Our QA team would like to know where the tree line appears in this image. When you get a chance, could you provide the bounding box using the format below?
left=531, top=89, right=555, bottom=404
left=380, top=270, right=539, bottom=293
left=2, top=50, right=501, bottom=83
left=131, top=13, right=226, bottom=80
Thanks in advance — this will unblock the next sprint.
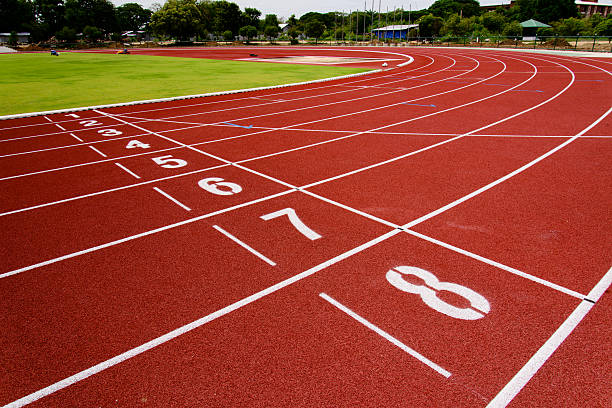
left=1, top=0, right=611, bottom=45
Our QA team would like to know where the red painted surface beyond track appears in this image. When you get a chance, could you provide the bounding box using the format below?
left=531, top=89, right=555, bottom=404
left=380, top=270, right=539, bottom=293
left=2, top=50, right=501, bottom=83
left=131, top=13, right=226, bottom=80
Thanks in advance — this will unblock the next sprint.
left=0, top=47, right=610, bottom=408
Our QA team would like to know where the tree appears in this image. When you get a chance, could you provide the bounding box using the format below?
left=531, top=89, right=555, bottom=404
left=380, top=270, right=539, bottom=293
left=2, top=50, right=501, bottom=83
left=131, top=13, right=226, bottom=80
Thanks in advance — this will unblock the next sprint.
left=211, top=0, right=241, bottom=37
left=304, top=20, right=324, bottom=43
left=116, top=3, right=152, bottom=31
left=149, top=0, right=202, bottom=40
left=64, top=0, right=117, bottom=33
left=516, top=0, right=578, bottom=24
left=239, top=24, right=257, bottom=42
left=222, top=29, right=233, bottom=40
left=33, top=0, right=66, bottom=38
left=482, top=12, right=506, bottom=33
left=594, top=18, right=612, bottom=36
left=429, top=0, right=480, bottom=19
left=262, top=13, right=279, bottom=31
left=418, top=13, right=444, bottom=37
left=264, top=24, right=279, bottom=40
left=55, top=25, right=77, bottom=41
left=241, top=7, right=260, bottom=28
left=502, top=21, right=522, bottom=37
left=534, top=0, right=577, bottom=24
left=553, top=17, right=587, bottom=36
left=82, top=24, right=102, bottom=41
left=0, top=0, right=35, bottom=32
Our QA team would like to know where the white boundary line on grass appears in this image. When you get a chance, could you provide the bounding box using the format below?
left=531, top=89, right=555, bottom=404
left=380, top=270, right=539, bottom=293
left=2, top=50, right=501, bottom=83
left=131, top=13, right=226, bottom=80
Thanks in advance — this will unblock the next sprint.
left=0, top=51, right=415, bottom=121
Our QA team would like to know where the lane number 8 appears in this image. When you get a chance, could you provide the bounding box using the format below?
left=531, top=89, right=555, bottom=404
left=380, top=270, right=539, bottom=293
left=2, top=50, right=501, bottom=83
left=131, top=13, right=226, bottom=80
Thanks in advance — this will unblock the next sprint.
left=386, top=266, right=490, bottom=320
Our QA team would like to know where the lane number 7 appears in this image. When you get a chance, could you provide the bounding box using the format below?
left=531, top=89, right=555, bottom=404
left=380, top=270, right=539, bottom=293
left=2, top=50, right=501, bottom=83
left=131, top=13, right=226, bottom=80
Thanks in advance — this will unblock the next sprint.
left=260, top=208, right=322, bottom=241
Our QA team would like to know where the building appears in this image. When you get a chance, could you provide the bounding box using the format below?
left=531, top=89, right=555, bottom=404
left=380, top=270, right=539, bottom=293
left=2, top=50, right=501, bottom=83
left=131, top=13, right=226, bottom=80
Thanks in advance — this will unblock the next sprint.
left=372, top=24, right=419, bottom=40
left=576, top=1, right=611, bottom=17
left=0, top=32, right=30, bottom=44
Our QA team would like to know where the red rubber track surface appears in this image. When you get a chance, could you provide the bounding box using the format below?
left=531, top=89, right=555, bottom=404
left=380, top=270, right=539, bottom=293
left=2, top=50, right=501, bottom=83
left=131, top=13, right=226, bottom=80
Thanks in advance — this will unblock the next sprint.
left=1, top=47, right=610, bottom=408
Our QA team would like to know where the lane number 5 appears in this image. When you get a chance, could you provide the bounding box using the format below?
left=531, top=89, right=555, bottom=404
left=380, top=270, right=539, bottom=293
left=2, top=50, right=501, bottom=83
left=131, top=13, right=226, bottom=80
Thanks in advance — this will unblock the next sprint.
left=386, top=266, right=490, bottom=320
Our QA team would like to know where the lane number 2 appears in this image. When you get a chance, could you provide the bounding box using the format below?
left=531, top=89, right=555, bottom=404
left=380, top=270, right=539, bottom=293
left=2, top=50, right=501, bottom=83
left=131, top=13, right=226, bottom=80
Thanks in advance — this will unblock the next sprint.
left=386, top=266, right=490, bottom=320
left=260, top=208, right=322, bottom=241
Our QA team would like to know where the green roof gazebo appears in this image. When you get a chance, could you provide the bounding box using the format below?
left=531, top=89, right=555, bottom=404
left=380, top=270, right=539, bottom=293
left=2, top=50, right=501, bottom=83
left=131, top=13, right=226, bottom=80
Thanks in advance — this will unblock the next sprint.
left=520, top=19, right=551, bottom=38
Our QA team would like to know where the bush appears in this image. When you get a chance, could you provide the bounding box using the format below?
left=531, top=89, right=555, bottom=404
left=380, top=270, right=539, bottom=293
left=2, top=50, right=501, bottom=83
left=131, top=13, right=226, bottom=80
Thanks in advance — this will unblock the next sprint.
left=222, top=30, right=233, bottom=41
left=83, top=26, right=103, bottom=43
left=8, top=31, right=18, bottom=46
left=56, top=26, right=78, bottom=42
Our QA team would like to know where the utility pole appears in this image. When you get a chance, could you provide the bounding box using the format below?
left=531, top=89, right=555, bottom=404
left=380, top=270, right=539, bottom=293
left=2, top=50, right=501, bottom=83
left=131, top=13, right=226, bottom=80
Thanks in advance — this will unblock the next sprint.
left=393, top=7, right=396, bottom=42
left=385, top=6, right=388, bottom=43
left=371, top=0, right=375, bottom=42
left=400, top=6, right=403, bottom=42
left=378, top=0, right=381, bottom=42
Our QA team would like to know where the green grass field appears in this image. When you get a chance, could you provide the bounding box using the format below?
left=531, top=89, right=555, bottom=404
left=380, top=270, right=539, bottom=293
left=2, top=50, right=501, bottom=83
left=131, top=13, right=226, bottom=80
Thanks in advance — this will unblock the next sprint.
left=0, top=52, right=370, bottom=116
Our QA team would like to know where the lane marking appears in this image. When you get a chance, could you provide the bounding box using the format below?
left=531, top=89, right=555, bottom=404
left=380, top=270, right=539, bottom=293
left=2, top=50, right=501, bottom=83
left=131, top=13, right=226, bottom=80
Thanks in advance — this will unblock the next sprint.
left=486, top=265, right=612, bottom=408
left=1, top=230, right=400, bottom=408
left=221, top=121, right=253, bottom=129
left=0, top=52, right=427, bottom=135
left=511, top=89, right=543, bottom=93
left=403, top=106, right=611, bottom=229
left=0, top=164, right=229, bottom=217
left=114, top=162, right=140, bottom=179
left=402, top=103, right=437, bottom=107
left=212, top=225, right=276, bottom=266
left=44, top=116, right=67, bottom=131
left=69, top=133, right=84, bottom=142
left=0, top=190, right=295, bottom=279
left=152, top=187, right=191, bottom=211
left=319, top=292, right=452, bottom=378
left=402, top=229, right=585, bottom=299
left=88, top=146, right=106, bottom=157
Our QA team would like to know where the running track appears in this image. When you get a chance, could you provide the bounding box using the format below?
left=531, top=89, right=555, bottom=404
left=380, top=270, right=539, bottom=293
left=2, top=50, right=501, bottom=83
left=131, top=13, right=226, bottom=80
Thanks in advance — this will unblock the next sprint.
left=0, top=47, right=610, bottom=407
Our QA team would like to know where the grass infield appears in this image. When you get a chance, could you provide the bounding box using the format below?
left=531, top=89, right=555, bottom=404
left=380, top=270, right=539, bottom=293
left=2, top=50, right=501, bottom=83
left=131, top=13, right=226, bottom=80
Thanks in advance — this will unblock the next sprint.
left=0, top=52, right=370, bottom=116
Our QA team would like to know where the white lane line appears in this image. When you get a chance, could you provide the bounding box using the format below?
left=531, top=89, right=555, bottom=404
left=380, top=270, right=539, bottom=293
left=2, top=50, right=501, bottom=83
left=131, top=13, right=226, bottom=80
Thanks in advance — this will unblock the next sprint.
left=486, top=265, right=612, bottom=408
left=0, top=190, right=295, bottom=279
left=114, top=162, right=140, bottom=179
left=319, top=293, right=452, bottom=378
left=403, top=106, right=612, bottom=230
left=2, top=229, right=400, bottom=408
left=0, top=53, right=434, bottom=139
left=88, top=146, right=107, bottom=157
left=0, top=163, right=229, bottom=217
left=402, top=229, right=586, bottom=299
left=152, top=187, right=191, bottom=211
left=212, top=225, right=276, bottom=266
left=69, top=133, right=84, bottom=142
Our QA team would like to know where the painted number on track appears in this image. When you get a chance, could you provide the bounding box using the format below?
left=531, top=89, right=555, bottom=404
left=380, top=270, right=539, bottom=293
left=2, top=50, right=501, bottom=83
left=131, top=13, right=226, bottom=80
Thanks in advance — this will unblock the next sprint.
left=152, top=155, right=187, bottom=169
left=260, top=208, right=322, bottom=240
left=126, top=140, right=150, bottom=149
left=79, top=120, right=103, bottom=127
left=65, top=113, right=80, bottom=118
left=386, top=266, right=490, bottom=320
left=98, top=129, right=123, bottom=137
left=198, top=177, right=242, bottom=196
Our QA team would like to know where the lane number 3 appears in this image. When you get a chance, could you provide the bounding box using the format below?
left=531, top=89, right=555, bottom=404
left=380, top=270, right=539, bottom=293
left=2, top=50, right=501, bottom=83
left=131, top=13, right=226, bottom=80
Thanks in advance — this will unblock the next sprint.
left=386, top=266, right=490, bottom=320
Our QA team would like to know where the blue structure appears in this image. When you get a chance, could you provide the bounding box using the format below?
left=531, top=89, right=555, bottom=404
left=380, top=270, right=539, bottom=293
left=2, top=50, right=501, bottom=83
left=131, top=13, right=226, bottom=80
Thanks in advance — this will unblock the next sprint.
left=372, top=24, right=419, bottom=40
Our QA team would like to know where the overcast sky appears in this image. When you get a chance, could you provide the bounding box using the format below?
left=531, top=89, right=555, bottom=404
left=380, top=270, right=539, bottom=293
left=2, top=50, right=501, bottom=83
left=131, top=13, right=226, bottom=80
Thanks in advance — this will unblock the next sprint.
left=110, top=0, right=612, bottom=20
